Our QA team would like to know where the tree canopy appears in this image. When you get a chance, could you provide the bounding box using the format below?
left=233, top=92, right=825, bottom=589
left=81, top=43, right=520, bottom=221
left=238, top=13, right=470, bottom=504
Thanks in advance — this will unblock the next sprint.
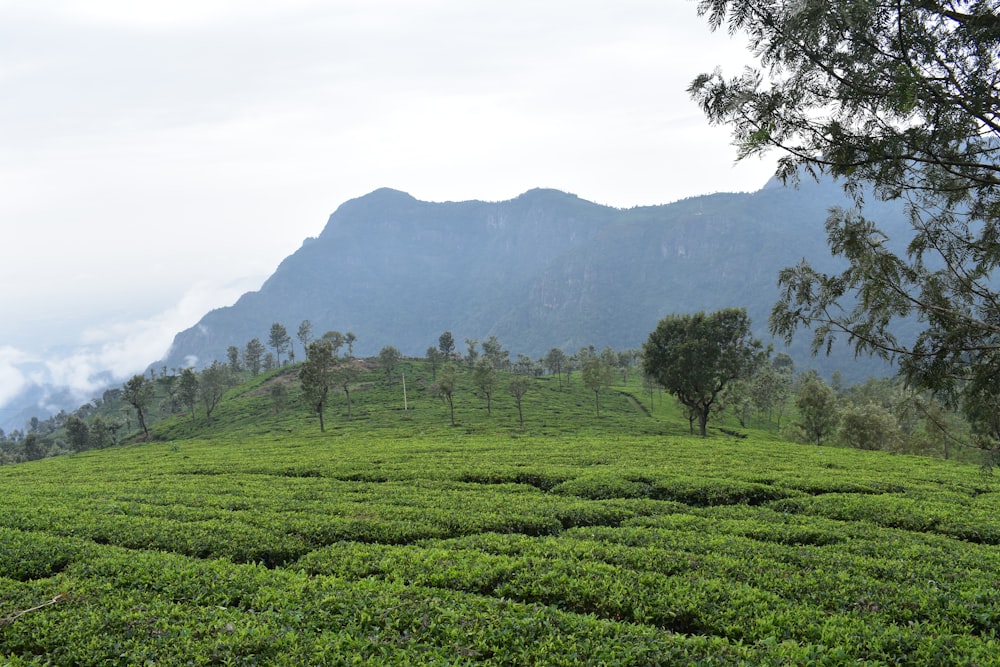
left=299, top=339, right=336, bottom=432
left=690, top=1, right=1000, bottom=442
left=642, top=308, right=763, bottom=436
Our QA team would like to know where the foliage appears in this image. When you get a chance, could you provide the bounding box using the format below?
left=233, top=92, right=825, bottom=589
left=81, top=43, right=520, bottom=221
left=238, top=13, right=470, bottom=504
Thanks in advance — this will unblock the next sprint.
left=643, top=308, right=763, bottom=436
left=121, top=374, right=155, bottom=441
left=581, top=356, right=614, bottom=417
left=692, top=1, right=1000, bottom=446
left=838, top=402, right=902, bottom=452
left=472, top=358, right=498, bottom=415
left=198, top=361, right=234, bottom=421
left=268, top=322, right=291, bottom=366
left=432, top=364, right=460, bottom=426
left=378, top=346, right=402, bottom=386
left=508, top=377, right=529, bottom=427
left=438, top=330, right=455, bottom=358
left=244, top=338, right=265, bottom=377
left=299, top=340, right=336, bottom=432
left=794, top=373, right=840, bottom=446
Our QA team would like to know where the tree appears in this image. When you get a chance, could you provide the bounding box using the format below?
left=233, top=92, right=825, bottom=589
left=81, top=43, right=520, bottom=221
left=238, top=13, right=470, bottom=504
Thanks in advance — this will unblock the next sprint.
left=334, top=361, right=362, bottom=420
left=245, top=338, right=265, bottom=377
left=581, top=356, right=614, bottom=417
left=269, top=323, right=291, bottom=366
left=322, top=330, right=345, bottom=357
left=65, top=415, right=90, bottom=453
left=544, top=348, right=567, bottom=389
left=300, top=339, right=336, bottom=432
left=89, top=415, right=115, bottom=449
left=432, top=364, right=459, bottom=426
left=749, top=360, right=792, bottom=428
left=344, top=331, right=357, bottom=357
left=297, top=320, right=313, bottom=353
left=642, top=308, right=763, bottom=437
left=426, top=346, right=444, bottom=380
left=472, top=357, right=498, bottom=415
left=438, top=331, right=456, bottom=358
left=795, top=373, right=840, bottom=447
left=199, top=361, right=233, bottom=420
left=122, top=374, right=156, bottom=440
left=838, top=402, right=902, bottom=452
left=227, top=346, right=241, bottom=374
left=482, top=336, right=509, bottom=370
left=178, top=367, right=199, bottom=415
left=509, top=377, right=529, bottom=427
left=23, top=433, right=43, bottom=461
left=691, top=1, right=1000, bottom=445
left=378, top=346, right=402, bottom=386
left=465, top=338, right=479, bottom=365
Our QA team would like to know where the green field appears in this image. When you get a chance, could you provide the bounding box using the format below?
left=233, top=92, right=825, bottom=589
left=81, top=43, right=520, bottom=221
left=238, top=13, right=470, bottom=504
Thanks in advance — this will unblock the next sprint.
left=2, top=363, right=999, bottom=665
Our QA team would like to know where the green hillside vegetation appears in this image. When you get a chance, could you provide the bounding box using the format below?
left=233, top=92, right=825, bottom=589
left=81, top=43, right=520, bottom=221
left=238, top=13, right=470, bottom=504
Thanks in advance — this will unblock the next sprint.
left=2, top=357, right=1000, bottom=665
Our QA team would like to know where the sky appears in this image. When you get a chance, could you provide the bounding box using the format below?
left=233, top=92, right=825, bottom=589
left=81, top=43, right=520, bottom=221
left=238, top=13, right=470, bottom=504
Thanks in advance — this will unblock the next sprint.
left=0, top=0, right=777, bottom=416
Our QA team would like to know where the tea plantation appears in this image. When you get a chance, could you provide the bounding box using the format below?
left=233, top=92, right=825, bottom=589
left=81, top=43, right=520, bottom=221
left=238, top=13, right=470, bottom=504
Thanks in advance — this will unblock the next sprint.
left=2, top=363, right=999, bottom=665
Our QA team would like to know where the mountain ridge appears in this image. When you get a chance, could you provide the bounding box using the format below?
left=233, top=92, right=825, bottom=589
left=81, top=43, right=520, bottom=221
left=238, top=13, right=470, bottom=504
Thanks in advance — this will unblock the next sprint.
left=160, top=179, right=907, bottom=380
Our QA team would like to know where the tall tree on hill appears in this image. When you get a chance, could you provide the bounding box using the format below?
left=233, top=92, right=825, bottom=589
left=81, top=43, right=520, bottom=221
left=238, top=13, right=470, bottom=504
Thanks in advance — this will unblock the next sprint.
left=122, top=374, right=155, bottom=440
left=300, top=339, right=336, bottom=432
left=509, top=377, right=529, bottom=427
left=426, top=346, right=444, bottom=380
left=581, top=355, right=614, bottom=417
left=344, top=331, right=357, bottom=357
left=322, top=331, right=345, bottom=357
left=642, top=308, right=763, bottom=437
left=227, top=346, right=241, bottom=374
left=544, top=348, right=567, bottom=389
left=269, top=323, right=291, bottom=366
left=65, top=415, right=90, bottom=453
left=378, top=345, right=402, bottom=386
left=178, top=368, right=199, bottom=416
left=199, top=361, right=235, bottom=420
left=472, top=357, right=498, bottom=415
left=244, top=338, right=265, bottom=377
left=691, top=1, right=1000, bottom=446
left=297, top=320, right=313, bottom=353
left=438, top=331, right=456, bottom=359
left=433, top=363, right=459, bottom=426
left=465, top=338, right=479, bottom=365
left=482, top=336, right=509, bottom=370
left=334, top=361, right=362, bottom=420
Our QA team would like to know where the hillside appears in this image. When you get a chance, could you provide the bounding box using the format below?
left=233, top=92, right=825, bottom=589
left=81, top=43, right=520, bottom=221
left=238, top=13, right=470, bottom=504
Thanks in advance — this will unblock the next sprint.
left=160, top=179, right=911, bottom=381
left=2, top=363, right=999, bottom=664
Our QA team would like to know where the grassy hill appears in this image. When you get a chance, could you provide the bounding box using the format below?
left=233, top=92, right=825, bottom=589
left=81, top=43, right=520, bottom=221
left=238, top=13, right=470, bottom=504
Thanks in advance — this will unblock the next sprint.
left=2, top=363, right=999, bottom=665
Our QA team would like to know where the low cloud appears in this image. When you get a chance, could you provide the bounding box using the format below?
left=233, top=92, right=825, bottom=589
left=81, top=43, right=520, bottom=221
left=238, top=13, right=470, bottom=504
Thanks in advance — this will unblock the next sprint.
left=0, top=346, right=30, bottom=407
left=0, top=278, right=260, bottom=416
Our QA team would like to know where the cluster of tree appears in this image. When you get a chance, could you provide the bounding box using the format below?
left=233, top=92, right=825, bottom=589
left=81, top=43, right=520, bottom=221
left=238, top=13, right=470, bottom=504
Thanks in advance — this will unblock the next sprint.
left=783, top=372, right=983, bottom=461
left=691, top=1, right=1000, bottom=458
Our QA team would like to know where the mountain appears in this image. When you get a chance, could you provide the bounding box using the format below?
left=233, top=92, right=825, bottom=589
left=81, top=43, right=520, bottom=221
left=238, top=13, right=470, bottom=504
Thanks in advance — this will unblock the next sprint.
left=160, top=179, right=910, bottom=381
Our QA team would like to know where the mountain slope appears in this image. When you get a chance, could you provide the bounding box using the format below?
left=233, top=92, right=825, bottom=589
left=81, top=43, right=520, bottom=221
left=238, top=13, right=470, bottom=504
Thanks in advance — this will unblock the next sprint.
left=161, top=180, right=910, bottom=378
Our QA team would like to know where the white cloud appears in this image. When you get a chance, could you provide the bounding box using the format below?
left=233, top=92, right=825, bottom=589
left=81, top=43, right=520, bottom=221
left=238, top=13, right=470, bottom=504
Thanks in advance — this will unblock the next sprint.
left=0, top=278, right=260, bottom=412
left=0, top=346, right=30, bottom=406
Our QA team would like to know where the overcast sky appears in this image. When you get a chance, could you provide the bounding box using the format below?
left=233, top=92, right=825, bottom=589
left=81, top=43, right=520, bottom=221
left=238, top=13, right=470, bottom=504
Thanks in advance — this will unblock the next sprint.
left=0, top=0, right=776, bottom=412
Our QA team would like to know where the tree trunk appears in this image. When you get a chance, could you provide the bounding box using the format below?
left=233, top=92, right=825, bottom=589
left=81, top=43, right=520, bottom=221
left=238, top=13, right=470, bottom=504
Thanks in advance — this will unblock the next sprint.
left=344, top=388, right=352, bottom=420
left=317, top=403, right=325, bottom=432
left=698, top=409, right=708, bottom=437
left=594, top=390, right=601, bottom=417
